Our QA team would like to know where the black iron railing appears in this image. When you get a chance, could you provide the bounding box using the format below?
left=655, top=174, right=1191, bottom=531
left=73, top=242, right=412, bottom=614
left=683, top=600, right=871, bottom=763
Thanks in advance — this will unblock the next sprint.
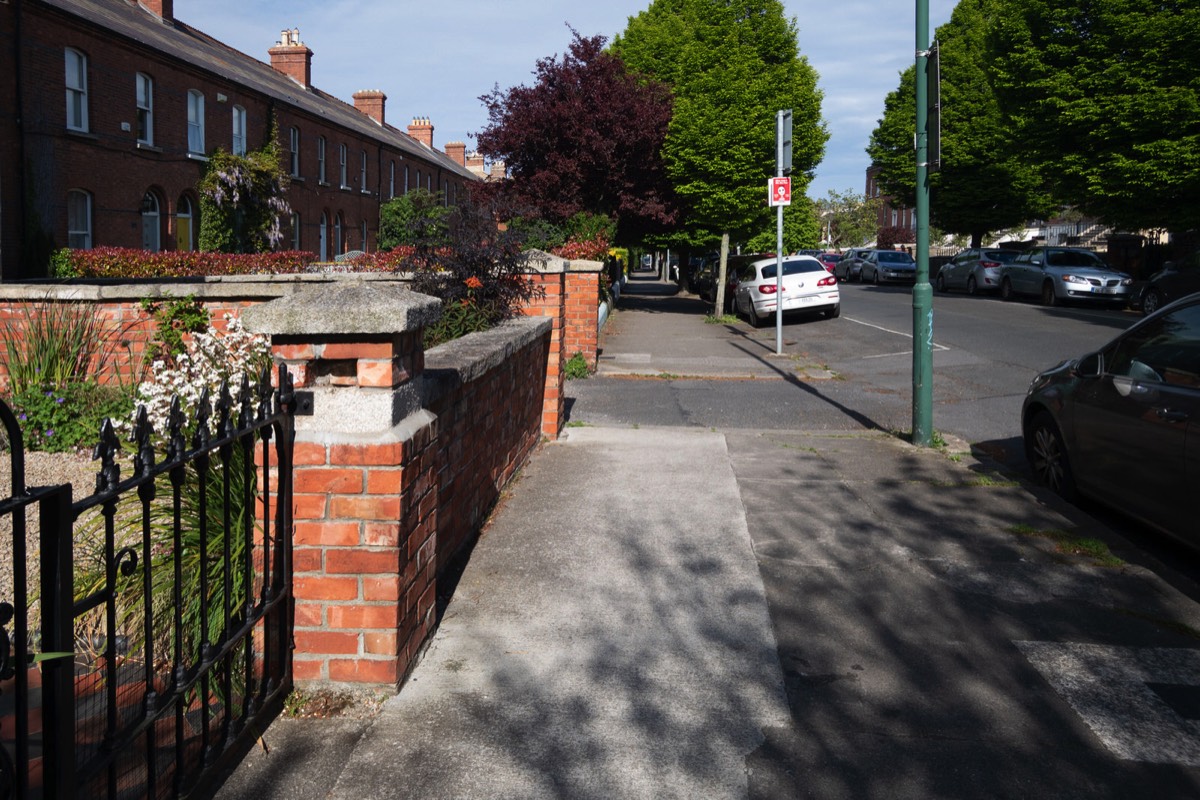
left=0, top=365, right=296, bottom=800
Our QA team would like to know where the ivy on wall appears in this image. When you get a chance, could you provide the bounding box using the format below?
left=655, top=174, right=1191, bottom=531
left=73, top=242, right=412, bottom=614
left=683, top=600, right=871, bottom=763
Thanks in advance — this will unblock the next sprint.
left=197, top=125, right=291, bottom=253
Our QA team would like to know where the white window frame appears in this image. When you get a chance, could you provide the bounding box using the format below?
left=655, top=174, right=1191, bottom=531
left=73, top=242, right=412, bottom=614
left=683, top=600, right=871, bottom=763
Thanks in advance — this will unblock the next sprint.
left=187, top=90, right=205, bottom=154
left=319, top=213, right=328, bottom=261
left=317, top=137, right=327, bottom=184
left=67, top=190, right=92, bottom=249
left=135, top=73, right=153, bottom=145
left=360, top=149, right=368, bottom=192
left=290, top=127, right=301, bottom=177
left=339, top=144, right=349, bottom=188
left=404, top=164, right=410, bottom=193
left=389, top=161, right=395, bottom=199
left=65, top=48, right=89, bottom=132
left=334, top=214, right=343, bottom=255
left=141, top=191, right=161, bottom=252
left=232, top=105, right=247, bottom=156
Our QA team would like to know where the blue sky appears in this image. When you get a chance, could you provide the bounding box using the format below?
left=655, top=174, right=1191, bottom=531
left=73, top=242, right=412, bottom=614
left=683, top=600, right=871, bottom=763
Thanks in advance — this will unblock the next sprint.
left=180, top=0, right=956, bottom=200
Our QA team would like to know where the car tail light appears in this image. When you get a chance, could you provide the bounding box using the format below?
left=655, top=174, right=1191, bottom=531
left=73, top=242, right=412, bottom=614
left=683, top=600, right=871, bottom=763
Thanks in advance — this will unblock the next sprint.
left=817, top=275, right=836, bottom=287
left=980, top=259, right=1000, bottom=268
left=757, top=284, right=777, bottom=295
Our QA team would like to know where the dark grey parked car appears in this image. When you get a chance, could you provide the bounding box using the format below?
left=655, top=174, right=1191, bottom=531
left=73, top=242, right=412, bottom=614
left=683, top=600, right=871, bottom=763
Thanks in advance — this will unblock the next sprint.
left=1022, top=292, right=1200, bottom=545
left=1138, top=250, right=1200, bottom=316
left=861, top=249, right=916, bottom=284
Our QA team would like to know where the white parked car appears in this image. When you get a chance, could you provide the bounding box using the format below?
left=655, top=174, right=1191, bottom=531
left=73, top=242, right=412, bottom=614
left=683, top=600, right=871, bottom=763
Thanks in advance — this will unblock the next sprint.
left=732, top=256, right=840, bottom=327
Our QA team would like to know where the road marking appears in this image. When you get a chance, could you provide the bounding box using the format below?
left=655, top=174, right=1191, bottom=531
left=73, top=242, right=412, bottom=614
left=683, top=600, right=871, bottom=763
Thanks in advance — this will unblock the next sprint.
left=843, top=317, right=950, bottom=351
left=1017, top=641, right=1200, bottom=766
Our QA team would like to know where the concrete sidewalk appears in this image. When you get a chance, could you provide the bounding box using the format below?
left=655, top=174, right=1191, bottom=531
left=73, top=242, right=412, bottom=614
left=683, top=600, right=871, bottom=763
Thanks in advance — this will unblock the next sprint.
left=217, top=277, right=1200, bottom=799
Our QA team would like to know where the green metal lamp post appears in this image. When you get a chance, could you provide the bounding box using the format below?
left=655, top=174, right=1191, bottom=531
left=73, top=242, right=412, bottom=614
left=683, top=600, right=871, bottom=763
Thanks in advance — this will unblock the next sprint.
left=912, top=0, right=934, bottom=446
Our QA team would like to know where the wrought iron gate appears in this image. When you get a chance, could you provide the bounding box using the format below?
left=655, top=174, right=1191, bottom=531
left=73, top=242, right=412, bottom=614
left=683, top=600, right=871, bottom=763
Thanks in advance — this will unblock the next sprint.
left=0, top=366, right=296, bottom=799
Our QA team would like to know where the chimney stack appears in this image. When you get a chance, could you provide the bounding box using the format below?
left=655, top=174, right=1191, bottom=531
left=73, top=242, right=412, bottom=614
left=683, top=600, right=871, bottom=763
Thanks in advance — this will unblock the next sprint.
left=268, top=28, right=313, bottom=90
left=407, top=118, right=434, bottom=149
left=142, top=0, right=174, bottom=22
left=489, top=160, right=507, bottom=181
left=353, top=90, right=387, bottom=125
left=445, top=141, right=466, bottom=166
left=466, top=152, right=486, bottom=178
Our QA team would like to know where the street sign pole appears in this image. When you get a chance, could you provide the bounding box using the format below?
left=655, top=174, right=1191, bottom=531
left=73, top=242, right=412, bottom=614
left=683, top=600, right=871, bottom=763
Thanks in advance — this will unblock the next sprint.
left=775, top=109, right=792, bottom=356
left=912, top=0, right=933, bottom=446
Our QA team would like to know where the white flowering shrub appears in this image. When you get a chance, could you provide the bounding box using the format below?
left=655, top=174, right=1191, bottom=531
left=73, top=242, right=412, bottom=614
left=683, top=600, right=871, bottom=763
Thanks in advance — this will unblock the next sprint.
left=126, top=313, right=271, bottom=438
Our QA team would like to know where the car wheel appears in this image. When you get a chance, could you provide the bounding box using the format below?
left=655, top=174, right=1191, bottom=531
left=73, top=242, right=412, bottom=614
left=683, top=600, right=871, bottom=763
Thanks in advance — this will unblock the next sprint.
left=826, top=303, right=841, bottom=319
left=935, top=272, right=946, bottom=292
left=1040, top=281, right=1059, bottom=307
left=1000, top=278, right=1014, bottom=301
left=1142, top=289, right=1163, bottom=316
left=750, top=307, right=765, bottom=328
left=966, top=276, right=978, bottom=296
left=1026, top=411, right=1076, bottom=501
left=873, top=268, right=881, bottom=286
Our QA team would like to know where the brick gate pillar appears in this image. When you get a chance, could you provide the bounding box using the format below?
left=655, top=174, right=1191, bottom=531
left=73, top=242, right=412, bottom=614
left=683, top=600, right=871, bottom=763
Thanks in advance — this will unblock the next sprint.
left=243, top=282, right=442, bottom=687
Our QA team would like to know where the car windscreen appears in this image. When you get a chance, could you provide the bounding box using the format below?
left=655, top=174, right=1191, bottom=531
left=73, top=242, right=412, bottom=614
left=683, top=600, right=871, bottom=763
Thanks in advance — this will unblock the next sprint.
left=760, top=259, right=826, bottom=279
left=823, top=254, right=842, bottom=262
left=877, top=251, right=915, bottom=264
left=1047, top=251, right=1108, bottom=268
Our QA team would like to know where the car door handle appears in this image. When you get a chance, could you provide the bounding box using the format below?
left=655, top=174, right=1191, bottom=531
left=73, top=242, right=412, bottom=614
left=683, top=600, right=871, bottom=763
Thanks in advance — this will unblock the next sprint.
left=1155, top=407, right=1189, bottom=422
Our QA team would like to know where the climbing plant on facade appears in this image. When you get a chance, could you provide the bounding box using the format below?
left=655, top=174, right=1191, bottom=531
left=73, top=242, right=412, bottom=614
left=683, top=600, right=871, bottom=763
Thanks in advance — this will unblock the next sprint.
left=197, top=128, right=291, bottom=253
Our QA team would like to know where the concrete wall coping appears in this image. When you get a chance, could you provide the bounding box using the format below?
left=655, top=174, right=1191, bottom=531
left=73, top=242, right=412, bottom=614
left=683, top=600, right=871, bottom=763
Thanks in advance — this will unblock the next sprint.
left=0, top=272, right=413, bottom=303
left=423, top=316, right=553, bottom=404
left=521, top=250, right=604, bottom=275
left=242, top=281, right=442, bottom=336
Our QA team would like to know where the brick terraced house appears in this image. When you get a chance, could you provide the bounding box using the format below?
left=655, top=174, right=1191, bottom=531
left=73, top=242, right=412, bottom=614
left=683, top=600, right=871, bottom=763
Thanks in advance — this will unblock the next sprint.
left=0, top=0, right=480, bottom=278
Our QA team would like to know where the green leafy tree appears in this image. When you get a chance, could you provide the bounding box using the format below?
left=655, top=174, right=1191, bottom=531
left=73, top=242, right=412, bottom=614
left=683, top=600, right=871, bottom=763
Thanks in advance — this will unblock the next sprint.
left=745, top=195, right=820, bottom=253
left=378, top=188, right=453, bottom=250
left=613, top=0, right=827, bottom=311
left=868, top=0, right=1052, bottom=247
left=816, top=189, right=880, bottom=250
left=986, top=0, right=1200, bottom=231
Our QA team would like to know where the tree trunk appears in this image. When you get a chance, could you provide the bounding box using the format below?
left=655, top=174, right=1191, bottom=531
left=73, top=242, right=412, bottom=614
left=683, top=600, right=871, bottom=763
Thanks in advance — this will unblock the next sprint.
left=714, top=232, right=731, bottom=316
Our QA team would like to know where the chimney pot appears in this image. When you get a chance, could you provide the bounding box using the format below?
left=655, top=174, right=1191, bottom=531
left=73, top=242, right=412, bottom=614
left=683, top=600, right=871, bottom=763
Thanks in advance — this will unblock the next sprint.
left=269, top=29, right=313, bottom=89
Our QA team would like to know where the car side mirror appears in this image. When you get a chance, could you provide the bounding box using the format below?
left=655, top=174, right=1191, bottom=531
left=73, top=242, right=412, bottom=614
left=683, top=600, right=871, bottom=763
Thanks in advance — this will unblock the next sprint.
left=1074, top=352, right=1102, bottom=378
left=1163, top=260, right=1176, bottom=271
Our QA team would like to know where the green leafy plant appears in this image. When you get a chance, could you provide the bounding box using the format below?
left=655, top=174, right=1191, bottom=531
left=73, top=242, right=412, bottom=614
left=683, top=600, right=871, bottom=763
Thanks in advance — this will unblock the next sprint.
left=9, top=382, right=134, bottom=453
left=197, top=125, right=291, bottom=253
left=378, top=189, right=454, bottom=251
left=139, top=295, right=211, bottom=365
left=564, top=352, right=590, bottom=380
left=0, top=297, right=118, bottom=395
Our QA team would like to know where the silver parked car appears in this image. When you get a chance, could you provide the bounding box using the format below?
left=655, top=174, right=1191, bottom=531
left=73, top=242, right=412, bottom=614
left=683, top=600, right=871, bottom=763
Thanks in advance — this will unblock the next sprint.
left=1000, top=247, right=1132, bottom=307
left=1022, top=292, right=1200, bottom=545
left=861, top=249, right=917, bottom=284
left=833, top=248, right=872, bottom=283
left=733, top=255, right=840, bottom=327
left=937, top=248, right=1021, bottom=295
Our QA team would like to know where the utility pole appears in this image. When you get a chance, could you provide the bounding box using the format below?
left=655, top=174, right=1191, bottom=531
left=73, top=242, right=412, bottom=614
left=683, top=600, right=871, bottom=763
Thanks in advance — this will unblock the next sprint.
left=912, top=0, right=933, bottom=446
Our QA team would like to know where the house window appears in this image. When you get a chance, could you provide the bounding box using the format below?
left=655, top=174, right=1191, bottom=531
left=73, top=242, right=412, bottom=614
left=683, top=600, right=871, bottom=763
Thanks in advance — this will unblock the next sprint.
left=415, top=169, right=421, bottom=191
left=176, top=195, right=195, bottom=251
left=141, top=191, right=161, bottom=252
left=135, top=73, right=153, bottom=144
left=67, top=190, right=92, bottom=249
left=361, top=220, right=367, bottom=251
left=404, top=164, right=410, bottom=193
left=187, top=90, right=205, bottom=154
left=360, top=150, right=367, bottom=191
left=318, top=213, right=328, bottom=261
left=389, top=161, right=395, bottom=199
left=334, top=214, right=343, bottom=255
left=65, top=49, right=88, bottom=132
left=232, top=105, right=247, bottom=156
left=317, top=137, right=327, bottom=183
left=291, top=211, right=301, bottom=250
left=339, top=144, right=349, bottom=188
left=289, top=127, right=300, bottom=177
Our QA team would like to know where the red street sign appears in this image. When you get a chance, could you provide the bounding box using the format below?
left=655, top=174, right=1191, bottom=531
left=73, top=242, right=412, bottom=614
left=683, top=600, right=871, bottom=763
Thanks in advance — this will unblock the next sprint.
left=769, top=176, right=791, bottom=207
